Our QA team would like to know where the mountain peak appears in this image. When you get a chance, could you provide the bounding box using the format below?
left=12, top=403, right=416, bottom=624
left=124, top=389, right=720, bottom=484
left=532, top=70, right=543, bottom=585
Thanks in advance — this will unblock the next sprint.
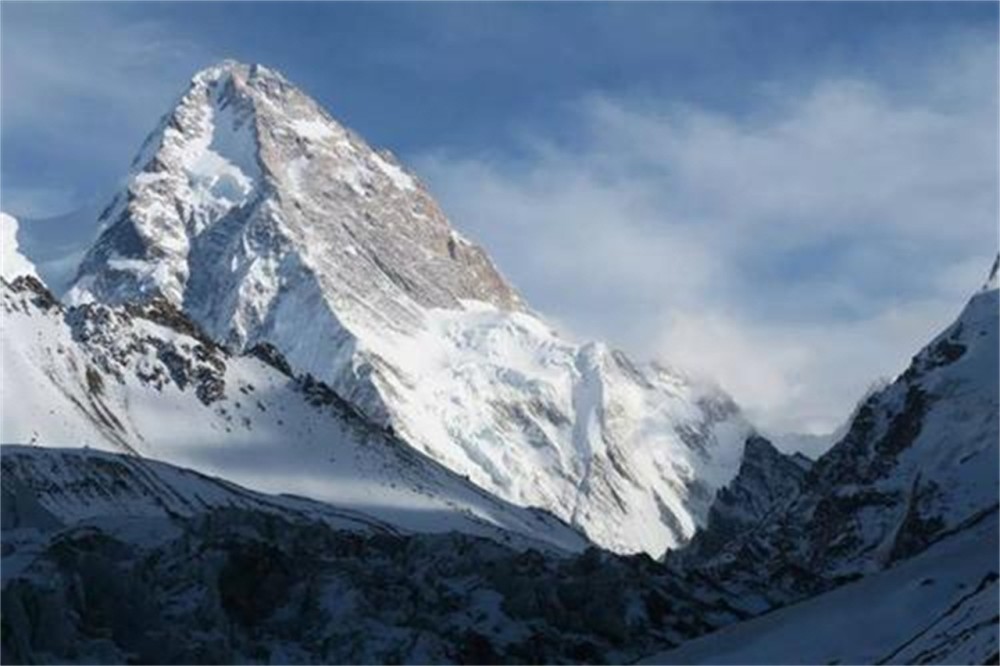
left=69, top=60, right=524, bottom=320
left=62, top=62, right=750, bottom=557
left=187, top=60, right=299, bottom=111
left=743, top=433, right=779, bottom=457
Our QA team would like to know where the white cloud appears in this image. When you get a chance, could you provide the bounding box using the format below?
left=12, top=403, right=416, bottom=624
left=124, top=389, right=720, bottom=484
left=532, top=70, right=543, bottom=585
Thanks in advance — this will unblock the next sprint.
left=0, top=184, right=80, bottom=219
left=1, top=8, right=205, bottom=132
left=0, top=5, right=213, bottom=216
left=656, top=298, right=964, bottom=434
left=416, top=38, right=997, bottom=435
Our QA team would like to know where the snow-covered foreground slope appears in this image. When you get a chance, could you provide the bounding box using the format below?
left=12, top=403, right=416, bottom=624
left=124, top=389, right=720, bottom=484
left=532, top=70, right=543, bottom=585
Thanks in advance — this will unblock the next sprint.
left=2, top=443, right=405, bottom=587
left=2, top=445, right=750, bottom=665
left=643, top=510, right=998, bottom=665
left=0, top=275, right=586, bottom=552
left=64, top=60, right=750, bottom=555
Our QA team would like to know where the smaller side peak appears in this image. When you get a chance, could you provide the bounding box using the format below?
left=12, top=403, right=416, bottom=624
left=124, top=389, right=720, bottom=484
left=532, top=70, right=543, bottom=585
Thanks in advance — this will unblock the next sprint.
left=743, top=435, right=811, bottom=470
left=742, top=434, right=783, bottom=462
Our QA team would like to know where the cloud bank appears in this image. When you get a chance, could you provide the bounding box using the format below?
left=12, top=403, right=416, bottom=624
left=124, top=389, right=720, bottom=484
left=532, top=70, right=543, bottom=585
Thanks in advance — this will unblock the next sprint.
left=416, top=36, right=998, bottom=435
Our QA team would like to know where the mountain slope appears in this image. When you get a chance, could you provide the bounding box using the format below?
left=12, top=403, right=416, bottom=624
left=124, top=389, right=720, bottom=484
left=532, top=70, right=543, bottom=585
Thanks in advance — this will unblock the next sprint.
left=0, top=274, right=586, bottom=553
left=65, top=60, right=749, bottom=555
left=680, top=256, right=999, bottom=605
left=803, top=263, right=999, bottom=573
left=638, top=257, right=1000, bottom=663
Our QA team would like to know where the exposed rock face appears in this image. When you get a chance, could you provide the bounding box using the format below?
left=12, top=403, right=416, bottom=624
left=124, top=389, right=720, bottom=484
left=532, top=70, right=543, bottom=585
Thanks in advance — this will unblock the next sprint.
left=70, top=62, right=522, bottom=326
left=63, top=60, right=750, bottom=556
left=677, top=260, right=1000, bottom=609
left=684, top=435, right=811, bottom=561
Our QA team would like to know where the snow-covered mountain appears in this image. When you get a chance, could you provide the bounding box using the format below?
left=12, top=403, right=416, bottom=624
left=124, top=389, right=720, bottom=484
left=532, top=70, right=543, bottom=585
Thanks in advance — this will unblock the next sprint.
left=629, top=257, right=1000, bottom=663
left=1, top=273, right=586, bottom=553
left=3, top=57, right=996, bottom=661
left=680, top=257, right=999, bottom=606
left=62, top=60, right=750, bottom=555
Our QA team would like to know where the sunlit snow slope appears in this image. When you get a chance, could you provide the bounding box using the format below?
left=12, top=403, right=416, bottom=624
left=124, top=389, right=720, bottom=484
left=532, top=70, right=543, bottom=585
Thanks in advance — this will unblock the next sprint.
left=0, top=274, right=586, bottom=553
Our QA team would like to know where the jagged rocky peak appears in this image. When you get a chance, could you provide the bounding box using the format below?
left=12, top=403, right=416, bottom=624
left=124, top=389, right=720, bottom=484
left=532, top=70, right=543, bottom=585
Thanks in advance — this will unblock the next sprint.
left=739, top=435, right=813, bottom=480
left=70, top=58, right=523, bottom=343
left=684, top=434, right=810, bottom=561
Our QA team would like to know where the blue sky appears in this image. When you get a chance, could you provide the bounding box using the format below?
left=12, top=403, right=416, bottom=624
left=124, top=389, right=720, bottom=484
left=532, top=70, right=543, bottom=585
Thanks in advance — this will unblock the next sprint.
left=2, top=2, right=997, bottom=433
